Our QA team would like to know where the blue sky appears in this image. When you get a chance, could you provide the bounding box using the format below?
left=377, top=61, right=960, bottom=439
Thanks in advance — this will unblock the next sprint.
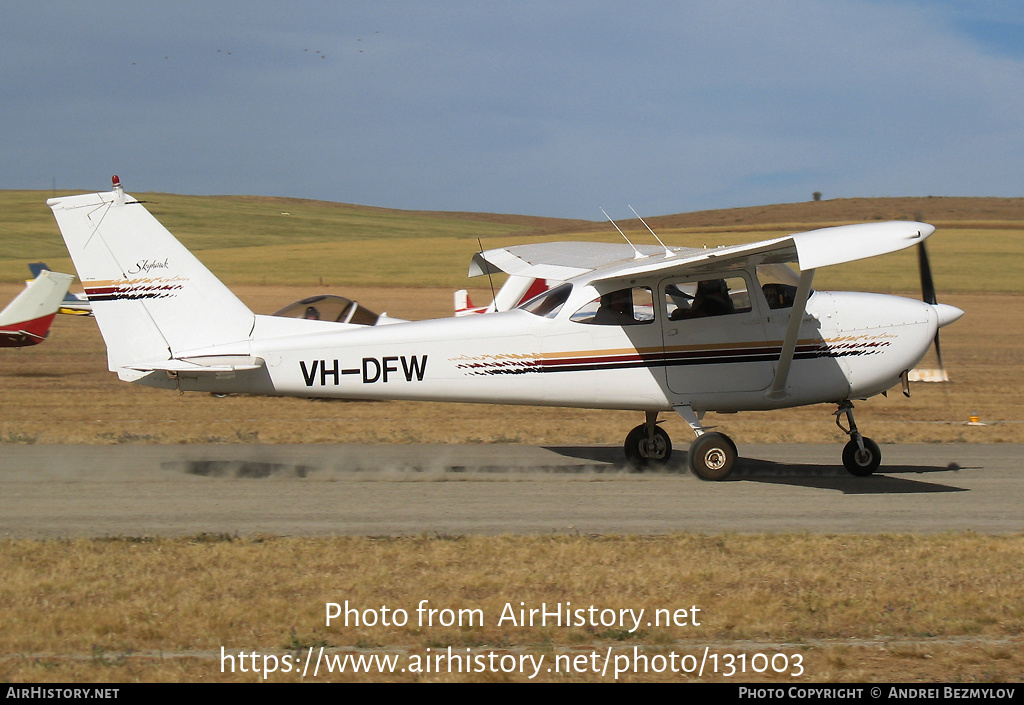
left=2, top=1, right=1022, bottom=218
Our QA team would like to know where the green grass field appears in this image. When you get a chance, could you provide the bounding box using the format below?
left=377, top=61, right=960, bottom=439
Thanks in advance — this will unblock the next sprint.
left=3, top=191, right=1022, bottom=291
left=0, top=190, right=581, bottom=287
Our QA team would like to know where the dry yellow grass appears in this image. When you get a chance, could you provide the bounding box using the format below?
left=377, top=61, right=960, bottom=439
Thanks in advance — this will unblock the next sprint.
left=0, top=533, right=1021, bottom=682
left=2, top=195, right=1021, bottom=683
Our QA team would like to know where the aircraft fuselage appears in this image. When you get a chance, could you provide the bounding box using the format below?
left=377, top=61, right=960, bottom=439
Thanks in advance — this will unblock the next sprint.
left=135, top=289, right=941, bottom=414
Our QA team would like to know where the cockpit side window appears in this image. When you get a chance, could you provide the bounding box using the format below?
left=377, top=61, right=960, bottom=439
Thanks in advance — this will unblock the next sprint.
left=571, top=287, right=655, bottom=326
left=518, top=283, right=572, bottom=318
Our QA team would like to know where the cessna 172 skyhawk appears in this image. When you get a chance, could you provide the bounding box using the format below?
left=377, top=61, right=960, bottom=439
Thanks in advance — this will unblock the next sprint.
left=47, top=177, right=963, bottom=480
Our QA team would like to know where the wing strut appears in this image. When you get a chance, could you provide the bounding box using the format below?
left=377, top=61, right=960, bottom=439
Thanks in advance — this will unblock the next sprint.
left=765, top=268, right=816, bottom=400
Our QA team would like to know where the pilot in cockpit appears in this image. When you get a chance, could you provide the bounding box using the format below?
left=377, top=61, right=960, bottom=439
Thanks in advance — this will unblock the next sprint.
left=593, top=288, right=635, bottom=325
left=689, top=279, right=733, bottom=318
left=673, top=279, right=733, bottom=320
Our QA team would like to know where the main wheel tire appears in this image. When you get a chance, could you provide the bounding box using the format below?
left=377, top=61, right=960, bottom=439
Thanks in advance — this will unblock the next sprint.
left=687, top=432, right=737, bottom=481
left=842, top=437, right=881, bottom=476
left=624, top=424, right=672, bottom=471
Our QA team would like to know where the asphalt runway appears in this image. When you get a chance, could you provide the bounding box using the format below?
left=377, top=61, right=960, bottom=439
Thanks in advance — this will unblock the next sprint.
left=0, top=443, right=1020, bottom=538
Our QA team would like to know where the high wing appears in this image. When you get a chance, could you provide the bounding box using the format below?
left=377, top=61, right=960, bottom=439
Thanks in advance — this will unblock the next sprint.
left=468, top=242, right=692, bottom=281
left=0, top=269, right=75, bottom=347
left=471, top=222, right=934, bottom=286
left=472, top=221, right=937, bottom=401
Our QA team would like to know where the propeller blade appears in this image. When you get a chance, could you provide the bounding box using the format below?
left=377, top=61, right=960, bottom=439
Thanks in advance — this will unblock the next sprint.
left=918, top=241, right=946, bottom=374
left=918, top=242, right=937, bottom=305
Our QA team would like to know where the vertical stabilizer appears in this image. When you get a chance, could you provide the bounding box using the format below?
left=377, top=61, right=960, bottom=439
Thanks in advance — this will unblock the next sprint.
left=47, top=178, right=255, bottom=372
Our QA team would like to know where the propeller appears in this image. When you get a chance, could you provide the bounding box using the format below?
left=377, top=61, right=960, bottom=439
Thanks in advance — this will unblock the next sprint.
left=913, top=240, right=963, bottom=382
left=917, top=242, right=943, bottom=370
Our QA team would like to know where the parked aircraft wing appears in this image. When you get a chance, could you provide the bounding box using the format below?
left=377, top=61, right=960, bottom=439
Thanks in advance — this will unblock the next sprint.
left=0, top=269, right=75, bottom=346
left=0, top=270, right=74, bottom=327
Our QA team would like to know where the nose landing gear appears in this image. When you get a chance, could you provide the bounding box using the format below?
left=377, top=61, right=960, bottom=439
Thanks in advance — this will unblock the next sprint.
left=835, top=401, right=881, bottom=476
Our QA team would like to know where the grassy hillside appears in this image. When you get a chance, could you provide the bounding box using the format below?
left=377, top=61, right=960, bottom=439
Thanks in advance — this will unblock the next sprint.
left=2, top=190, right=1021, bottom=291
left=0, top=190, right=588, bottom=288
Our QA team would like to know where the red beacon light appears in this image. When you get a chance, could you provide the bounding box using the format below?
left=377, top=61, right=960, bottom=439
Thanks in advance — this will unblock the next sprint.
left=111, top=174, right=126, bottom=205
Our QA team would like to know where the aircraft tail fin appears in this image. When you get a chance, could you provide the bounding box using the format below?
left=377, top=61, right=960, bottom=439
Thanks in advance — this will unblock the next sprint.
left=454, top=289, right=482, bottom=316
left=27, top=262, right=49, bottom=279
left=47, top=178, right=255, bottom=373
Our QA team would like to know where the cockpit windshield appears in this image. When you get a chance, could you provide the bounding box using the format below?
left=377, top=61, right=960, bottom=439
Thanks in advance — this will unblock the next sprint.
left=517, top=283, right=572, bottom=318
left=756, top=264, right=806, bottom=310
left=272, top=295, right=380, bottom=326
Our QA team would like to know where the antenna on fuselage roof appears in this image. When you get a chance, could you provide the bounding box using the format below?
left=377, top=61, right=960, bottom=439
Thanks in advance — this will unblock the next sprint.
left=628, top=205, right=674, bottom=258
left=599, top=207, right=645, bottom=259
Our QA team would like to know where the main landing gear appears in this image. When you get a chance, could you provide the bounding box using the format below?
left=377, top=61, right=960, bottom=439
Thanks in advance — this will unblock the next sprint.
left=623, top=408, right=738, bottom=481
left=622, top=401, right=881, bottom=479
left=675, top=406, right=737, bottom=481
left=623, top=411, right=672, bottom=471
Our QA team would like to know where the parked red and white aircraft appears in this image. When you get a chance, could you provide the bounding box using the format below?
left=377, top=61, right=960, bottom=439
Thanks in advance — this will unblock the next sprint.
left=0, top=269, right=75, bottom=347
left=48, top=177, right=963, bottom=479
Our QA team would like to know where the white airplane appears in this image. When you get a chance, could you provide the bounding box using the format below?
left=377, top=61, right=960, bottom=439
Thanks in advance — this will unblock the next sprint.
left=0, top=268, right=75, bottom=347
left=47, top=177, right=964, bottom=479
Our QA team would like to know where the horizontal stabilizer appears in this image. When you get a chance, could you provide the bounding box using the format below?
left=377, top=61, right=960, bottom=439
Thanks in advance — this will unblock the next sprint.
left=126, top=356, right=265, bottom=374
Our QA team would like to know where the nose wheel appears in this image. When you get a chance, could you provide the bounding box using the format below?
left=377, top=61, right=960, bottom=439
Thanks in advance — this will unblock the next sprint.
left=836, top=402, right=881, bottom=476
